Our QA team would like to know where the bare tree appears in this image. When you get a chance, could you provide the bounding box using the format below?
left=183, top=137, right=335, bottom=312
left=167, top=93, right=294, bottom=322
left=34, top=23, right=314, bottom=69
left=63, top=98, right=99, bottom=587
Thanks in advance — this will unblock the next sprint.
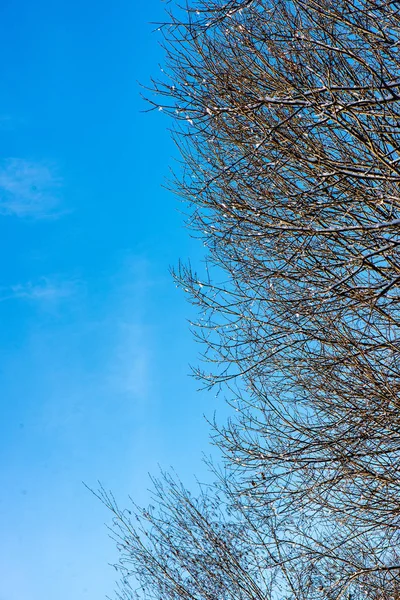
left=105, top=0, right=400, bottom=598
left=151, top=0, right=400, bottom=531
left=97, top=469, right=400, bottom=600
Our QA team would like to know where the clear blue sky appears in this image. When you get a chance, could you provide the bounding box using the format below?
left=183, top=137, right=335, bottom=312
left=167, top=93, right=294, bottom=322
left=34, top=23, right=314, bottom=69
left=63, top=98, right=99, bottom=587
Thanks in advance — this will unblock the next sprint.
left=0, top=2, right=225, bottom=598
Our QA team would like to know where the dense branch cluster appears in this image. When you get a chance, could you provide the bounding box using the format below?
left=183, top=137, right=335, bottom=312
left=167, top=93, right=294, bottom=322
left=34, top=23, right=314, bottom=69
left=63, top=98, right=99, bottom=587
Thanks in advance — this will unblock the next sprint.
left=103, top=2, right=400, bottom=600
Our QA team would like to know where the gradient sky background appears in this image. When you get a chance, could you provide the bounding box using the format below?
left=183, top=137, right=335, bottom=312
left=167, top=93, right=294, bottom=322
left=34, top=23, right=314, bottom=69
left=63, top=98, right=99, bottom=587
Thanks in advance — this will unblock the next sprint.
left=0, top=2, right=227, bottom=598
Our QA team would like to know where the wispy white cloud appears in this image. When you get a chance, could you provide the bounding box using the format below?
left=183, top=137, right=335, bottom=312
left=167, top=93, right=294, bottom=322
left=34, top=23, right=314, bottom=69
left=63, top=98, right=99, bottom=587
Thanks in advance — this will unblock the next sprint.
left=107, top=321, right=151, bottom=399
left=104, top=255, right=155, bottom=401
left=0, top=277, right=78, bottom=303
left=0, top=158, right=62, bottom=218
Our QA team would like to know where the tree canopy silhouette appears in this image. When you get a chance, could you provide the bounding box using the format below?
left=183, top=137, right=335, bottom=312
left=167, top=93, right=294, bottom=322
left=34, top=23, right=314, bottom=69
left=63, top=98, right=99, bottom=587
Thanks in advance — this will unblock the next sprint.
left=104, top=2, right=400, bottom=599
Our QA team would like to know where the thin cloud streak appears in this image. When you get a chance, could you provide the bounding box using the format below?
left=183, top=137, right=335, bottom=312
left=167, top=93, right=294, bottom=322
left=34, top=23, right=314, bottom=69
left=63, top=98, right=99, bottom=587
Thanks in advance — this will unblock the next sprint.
left=0, top=158, right=62, bottom=218
left=0, top=277, right=78, bottom=303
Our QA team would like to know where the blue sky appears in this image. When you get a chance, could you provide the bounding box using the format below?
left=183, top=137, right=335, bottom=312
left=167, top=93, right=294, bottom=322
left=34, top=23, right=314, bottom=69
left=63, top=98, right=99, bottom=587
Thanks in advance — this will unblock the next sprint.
left=0, top=2, right=225, bottom=598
